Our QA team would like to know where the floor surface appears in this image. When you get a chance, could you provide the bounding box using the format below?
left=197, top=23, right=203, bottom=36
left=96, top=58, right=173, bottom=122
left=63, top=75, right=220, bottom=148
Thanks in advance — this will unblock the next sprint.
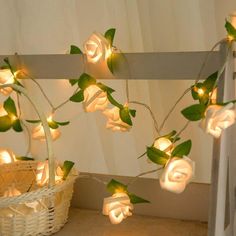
left=54, top=208, right=207, bottom=236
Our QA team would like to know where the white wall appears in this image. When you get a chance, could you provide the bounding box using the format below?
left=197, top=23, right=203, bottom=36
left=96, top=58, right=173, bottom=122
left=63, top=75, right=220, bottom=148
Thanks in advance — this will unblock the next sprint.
left=0, top=0, right=236, bottom=183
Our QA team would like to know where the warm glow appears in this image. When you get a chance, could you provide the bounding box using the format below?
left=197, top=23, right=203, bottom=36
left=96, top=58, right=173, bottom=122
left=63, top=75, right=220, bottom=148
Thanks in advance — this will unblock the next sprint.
left=103, top=192, right=133, bottom=224
left=0, top=149, right=15, bottom=164
left=210, top=88, right=217, bottom=104
left=32, top=124, right=61, bottom=141
left=160, top=156, right=194, bottom=194
left=231, top=13, right=236, bottom=29
left=0, top=105, right=8, bottom=117
left=103, top=106, right=131, bottom=132
left=0, top=69, right=15, bottom=95
left=200, top=103, right=235, bottom=138
left=36, top=161, right=63, bottom=186
left=197, top=88, right=205, bottom=96
left=47, top=115, right=53, bottom=123
left=83, top=85, right=108, bottom=112
left=154, top=137, right=172, bottom=155
left=84, top=32, right=112, bottom=63
left=3, top=185, right=21, bottom=197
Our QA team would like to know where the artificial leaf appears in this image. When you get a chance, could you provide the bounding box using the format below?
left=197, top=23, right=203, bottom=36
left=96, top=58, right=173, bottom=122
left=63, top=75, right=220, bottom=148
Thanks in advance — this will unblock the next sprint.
left=26, top=119, right=41, bottom=124
left=48, top=120, right=59, bottom=129
left=56, top=121, right=70, bottom=126
left=16, top=156, right=34, bottom=161
left=119, top=107, right=132, bottom=126
left=181, top=104, right=206, bottom=121
left=12, top=119, right=23, bottom=132
left=171, top=140, right=192, bottom=158
left=62, top=160, right=75, bottom=180
left=225, top=20, right=236, bottom=39
left=96, top=82, right=115, bottom=93
left=104, top=28, right=116, bottom=45
left=129, top=109, right=136, bottom=118
left=70, top=90, right=84, bottom=102
left=70, top=45, right=82, bottom=54
left=69, top=79, right=79, bottom=86
left=146, top=146, right=169, bottom=165
left=4, top=97, right=17, bottom=116
left=107, top=93, right=123, bottom=109
left=161, top=130, right=177, bottom=139
left=128, top=193, right=150, bottom=204
left=107, top=179, right=127, bottom=194
left=137, top=151, right=147, bottom=159
left=0, top=115, right=12, bottom=132
left=107, top=55, right=114, bottom=74
left=203, top=71, right=218, bottom=92
left=78, top=73, right=96, bottom=90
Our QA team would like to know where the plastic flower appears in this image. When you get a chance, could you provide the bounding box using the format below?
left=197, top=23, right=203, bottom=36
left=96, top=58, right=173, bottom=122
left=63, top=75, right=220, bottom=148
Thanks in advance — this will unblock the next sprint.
left=83, top=85, right=108, bottom=112
left=32, top=124, right=61, bottom=141
left=103, top=192, right=133, bottom=224
left=160, top=156, right=195, bottom=194
left=103, top=106, right=131, bottom=132
left=84, top=32, right=112, bottom=63
left=200, top=103, right=235, bottom=138
left=154, top=137, right=173, bottom=155
left=0, top=69, right=15, bottom=95
left=0, top=148, right=15, bottom=164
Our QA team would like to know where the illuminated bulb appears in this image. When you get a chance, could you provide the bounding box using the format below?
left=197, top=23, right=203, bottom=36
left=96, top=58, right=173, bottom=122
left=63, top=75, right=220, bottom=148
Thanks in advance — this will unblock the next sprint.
left=154, top=137, right=172, bottom=155
left=197, top=88, right=205, bottom=96
left=36, top=160, right=63, bottom=186
left=32, top=124, right=61, bottom=141
left=83, top=85, right=108, bottom=112
left=0, top=148, right=15, bottom=164
left=160, top=156, right=194, bottom=194
left=47, top=115, right=53, bottom=123
left=200, top=103, right=235, bottom=138
left=103, top=192, right=133, bottom=224
left=103, top=106, right=131, bottom=132
left=84, top=32, right=112, bottom=63
left=0, top=69, right=15, bottom=95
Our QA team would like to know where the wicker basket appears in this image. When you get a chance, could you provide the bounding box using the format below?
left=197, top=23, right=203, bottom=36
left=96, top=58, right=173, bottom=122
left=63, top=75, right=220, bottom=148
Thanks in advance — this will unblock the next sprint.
left=0, top=84, right=78, bottom=236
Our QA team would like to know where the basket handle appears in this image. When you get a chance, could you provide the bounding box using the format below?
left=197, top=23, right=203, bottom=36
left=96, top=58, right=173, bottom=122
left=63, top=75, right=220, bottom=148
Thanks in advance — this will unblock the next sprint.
left=0, top=84, right=55, bottom=187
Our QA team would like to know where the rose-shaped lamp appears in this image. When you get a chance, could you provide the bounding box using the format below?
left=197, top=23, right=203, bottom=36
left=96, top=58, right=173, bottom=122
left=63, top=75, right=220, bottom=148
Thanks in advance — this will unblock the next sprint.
left=84, top=32, right=112, bottom=63
left=4, top=185, right=21, bottom=197
left=103, top=192, right=133, bottom=224
left=0, top=148, right=15, bottom=164
left=160, top=156, right=195, bottom=194
left=0, top=69, right=15, bottom=95
left=32, top=124, right=61, bottom=141
left=200, top=103, right=235, bottom=138
left=83, top=85, right=108, bottom=112
left=154, top=137, right=173, bottom=155
left=103, top=107, right=131, bottom=132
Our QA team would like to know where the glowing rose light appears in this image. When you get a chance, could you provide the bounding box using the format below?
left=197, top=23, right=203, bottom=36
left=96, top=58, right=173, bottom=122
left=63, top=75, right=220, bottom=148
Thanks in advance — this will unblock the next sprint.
left=160, top=156, right=195, bottom=194
left=0, top=148, right=15, bottom=164
left=0, top=69, right=15, bottom=95
left=36, top=160, right=63, bottom=186
left=4, top=185, right=21, bottom=197
left=210, top=88, right=217, bottom=104
left=154, top=137, right=173, bottom=155
left=32, top=124, right=61, bottom=141
left=103, top=107, right=130, bottom=132
left=84, top=32, right=112, bottom=63
left=103, top=192, right=133, bottom=224
left=200, top=103, right=235, bottom=138
left=83, top=85, right=108, bottom=112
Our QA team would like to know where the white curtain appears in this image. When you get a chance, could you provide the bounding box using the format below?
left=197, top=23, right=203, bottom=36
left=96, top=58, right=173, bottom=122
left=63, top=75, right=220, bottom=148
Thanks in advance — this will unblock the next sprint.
left=0, top=0, right=235, bottom=183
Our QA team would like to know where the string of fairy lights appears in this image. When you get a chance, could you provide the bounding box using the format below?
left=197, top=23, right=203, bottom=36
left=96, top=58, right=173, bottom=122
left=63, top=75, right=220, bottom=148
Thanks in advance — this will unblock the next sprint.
left=0, top=16, right=236, bottom=224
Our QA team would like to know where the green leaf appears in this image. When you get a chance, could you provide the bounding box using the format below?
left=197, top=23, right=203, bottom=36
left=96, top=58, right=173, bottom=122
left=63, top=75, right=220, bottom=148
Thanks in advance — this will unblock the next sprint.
left=191, top=84, right=202, bottom=100
left=26, top=119, right=41, bottom=124
left=171, top=140, right=192, bottom=158
left=129, top=109, right=136, bottom=118
left=4, top=97, right=17, bottom=116
left=48, top=120, right=59, bottom=129
left=16, top=156, right=34, bottom=161
left=69, top=90, right=84, bottom=102
left=107, top=179, right=127, bottom=194
left=104, top=28, right=116, bottom=45
left=78, top=73, right=96, bottom=90
left=12, top=119, right=23, bottom=132
left=203, top=71, right=218, bottom=92
left=120, top=107, right=132, bottom=126
left=107, top=93, right=123, bottom=109
left=69, top=79, right=79, bottom=86
left=181, top=104, right=206, bottom=121
left=128, top=193, right=150, bottom=204
left=96, top=82, right=115, bottom=93
left=107, top=55, right=114, bottom=74
left=146, top=146, right=169, bottom=165
left=62, top=160, right=75, bottom=180
left=56, top=121, right=70, bottom=126
left=0, top=115, right=12, bottom=132
left=70, top=45, right=82, bottom=54
left=161, top=130, right=177, bottom=139
left=225, top=20, right=236, bottom=39
left=137, top=151, right=147, bottom=159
